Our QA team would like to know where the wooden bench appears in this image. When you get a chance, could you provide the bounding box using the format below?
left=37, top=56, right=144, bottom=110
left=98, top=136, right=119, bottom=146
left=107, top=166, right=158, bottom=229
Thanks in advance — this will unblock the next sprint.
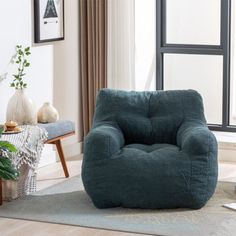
left=39, top=120, right=75, bottom=178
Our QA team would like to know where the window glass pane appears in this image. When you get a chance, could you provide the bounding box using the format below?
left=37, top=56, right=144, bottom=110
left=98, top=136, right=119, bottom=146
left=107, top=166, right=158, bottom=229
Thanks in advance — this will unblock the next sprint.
left=230, top=0, right=236, bottom=126
left=164, top=54, right=223, bottom=125
left=166, top=0, right=221, bottom=45
left=135, top=0, right=156, bottom=91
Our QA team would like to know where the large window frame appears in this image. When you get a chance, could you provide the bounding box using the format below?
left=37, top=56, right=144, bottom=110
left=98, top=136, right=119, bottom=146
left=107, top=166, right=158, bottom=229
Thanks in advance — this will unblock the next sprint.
left=156, top=0, right=233, bottom=132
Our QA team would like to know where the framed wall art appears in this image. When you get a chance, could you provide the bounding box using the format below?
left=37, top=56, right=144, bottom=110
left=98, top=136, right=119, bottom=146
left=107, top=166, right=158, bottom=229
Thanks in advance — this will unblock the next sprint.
left=34, top=0, right=65, bottom=43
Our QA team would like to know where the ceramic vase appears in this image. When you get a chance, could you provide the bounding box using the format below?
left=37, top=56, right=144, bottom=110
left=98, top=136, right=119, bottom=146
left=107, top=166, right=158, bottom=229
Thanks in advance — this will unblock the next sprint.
left=37, top=102, right=59, bottom=123
left=6, top=89, right=37, bottom=125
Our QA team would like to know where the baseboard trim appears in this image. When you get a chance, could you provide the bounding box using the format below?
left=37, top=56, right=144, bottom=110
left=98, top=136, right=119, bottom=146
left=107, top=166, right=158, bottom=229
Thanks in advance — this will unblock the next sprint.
left=39, top=142, right=83, bottom=168
left=218, top=139, right=236, bottom=162
left=38, top=144, right=57, bottom=168
left=218, top=148, right=236, bottom=163
left=61, top=141, right=83, bottom=160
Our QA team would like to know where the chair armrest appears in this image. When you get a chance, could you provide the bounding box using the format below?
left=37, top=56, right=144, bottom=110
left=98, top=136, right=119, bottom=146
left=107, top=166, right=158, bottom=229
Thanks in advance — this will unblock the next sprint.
left=84, top=124, right=125, bottom=162
left=177, top=122, right=217, bottom=155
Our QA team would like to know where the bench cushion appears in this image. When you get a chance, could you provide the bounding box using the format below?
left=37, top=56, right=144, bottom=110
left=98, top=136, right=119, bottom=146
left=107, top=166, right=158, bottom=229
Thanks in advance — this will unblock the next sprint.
left=38, top=120, right=75, bottom=141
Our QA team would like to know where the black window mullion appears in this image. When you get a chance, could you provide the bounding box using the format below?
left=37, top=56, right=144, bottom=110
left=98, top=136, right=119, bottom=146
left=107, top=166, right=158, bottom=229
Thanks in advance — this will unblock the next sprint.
left=162, top=44, right=222, bottom=50
left=156, top=0, right=164, bottom=90
left=160, top=47, right=224, bottom=55
left=221, top=0, right=231, bottom=129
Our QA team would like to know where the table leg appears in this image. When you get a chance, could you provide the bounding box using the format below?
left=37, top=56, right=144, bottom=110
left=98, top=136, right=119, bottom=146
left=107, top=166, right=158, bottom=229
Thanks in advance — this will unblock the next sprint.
left=0, top=178, right=2, bottom=206
left=55, top=140, right=69, bottom=178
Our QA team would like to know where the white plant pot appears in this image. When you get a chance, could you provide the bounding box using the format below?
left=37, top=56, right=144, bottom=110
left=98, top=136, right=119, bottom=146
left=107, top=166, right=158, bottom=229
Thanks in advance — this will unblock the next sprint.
left=6, top=89, right=37, bottom=125
left=37, top=102, right=59, bottom=123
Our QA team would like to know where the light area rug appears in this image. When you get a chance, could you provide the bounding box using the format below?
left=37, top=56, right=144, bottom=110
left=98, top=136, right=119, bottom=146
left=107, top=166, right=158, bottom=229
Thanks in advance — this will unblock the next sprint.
left=0, top=176, right=236, bottom=236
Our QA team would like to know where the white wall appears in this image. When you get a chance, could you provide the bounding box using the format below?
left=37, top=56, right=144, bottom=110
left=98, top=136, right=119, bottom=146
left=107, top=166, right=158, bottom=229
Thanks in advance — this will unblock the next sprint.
left=0, top=0, right=81, bottom=161
left=0, top=0, right=57, bottom=167
left=53, top=0, right=82, bottom=157
left=0, top=0, right=53, bottom=122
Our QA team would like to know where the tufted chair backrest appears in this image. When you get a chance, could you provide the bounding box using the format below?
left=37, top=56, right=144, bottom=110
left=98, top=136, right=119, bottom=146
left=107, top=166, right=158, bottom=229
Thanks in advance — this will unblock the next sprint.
left=93, top=89, right=206, bottom=145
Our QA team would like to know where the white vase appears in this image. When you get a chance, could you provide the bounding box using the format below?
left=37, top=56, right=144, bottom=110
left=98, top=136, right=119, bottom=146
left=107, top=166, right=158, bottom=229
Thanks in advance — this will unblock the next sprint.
left=6, top=89, right=37, bottom=125
left=37, top=102, right=59, bottom=123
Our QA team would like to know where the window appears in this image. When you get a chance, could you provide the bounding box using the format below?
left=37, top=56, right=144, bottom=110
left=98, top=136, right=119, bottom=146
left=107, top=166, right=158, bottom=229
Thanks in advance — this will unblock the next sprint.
left=164, top=54, right=223, bottom=124
left=166, top=0, right=221, bottom=45
left=156, top=0, right=233, bottom=131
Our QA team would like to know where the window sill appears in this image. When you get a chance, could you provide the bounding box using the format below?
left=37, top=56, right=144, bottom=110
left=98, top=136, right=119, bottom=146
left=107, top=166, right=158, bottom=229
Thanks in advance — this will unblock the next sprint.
left=213, top=131, right=236, bottom=148
left=213, top=131, right=236, bottom=162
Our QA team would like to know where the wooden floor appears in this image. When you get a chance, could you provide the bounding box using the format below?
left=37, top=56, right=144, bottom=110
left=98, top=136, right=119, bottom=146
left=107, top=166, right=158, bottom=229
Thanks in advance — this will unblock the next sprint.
left=0, top=156, right=236, bottom=236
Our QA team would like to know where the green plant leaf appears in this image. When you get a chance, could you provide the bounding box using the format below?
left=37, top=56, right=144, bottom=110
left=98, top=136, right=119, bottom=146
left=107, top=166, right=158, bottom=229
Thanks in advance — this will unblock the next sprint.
left=13, top=74, right=19, bottom=79
left=0, top=141, right=17, bottom=152
left=0, top=157, right=12, bottom=167
left=11, top=44, right=31, bottom=90
left=25, top=47, right=30, bottom=52
left=0, top=126, right=3, bottom=137
left=0, top=170, right=18, bottom=180
left=0, top=158, right=19, bottom=180
left=0, top=157, right=19, bottom=180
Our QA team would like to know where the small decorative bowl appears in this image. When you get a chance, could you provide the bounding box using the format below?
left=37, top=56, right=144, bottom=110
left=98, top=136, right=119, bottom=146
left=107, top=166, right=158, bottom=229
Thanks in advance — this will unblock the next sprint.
left=5, top=121, right=18, bottom=132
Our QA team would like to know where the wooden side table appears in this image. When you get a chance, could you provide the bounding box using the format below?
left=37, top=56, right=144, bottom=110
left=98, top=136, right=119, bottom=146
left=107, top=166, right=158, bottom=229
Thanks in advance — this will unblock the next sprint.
left=0, top=125, right=47, bottom=205
left=0, top=121, right=75, bottom=205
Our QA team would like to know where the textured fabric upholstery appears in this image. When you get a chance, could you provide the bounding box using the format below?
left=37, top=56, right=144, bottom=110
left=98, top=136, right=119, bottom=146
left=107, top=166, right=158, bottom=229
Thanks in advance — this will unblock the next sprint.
left=38, top=120, right=75, bottom=140
left=82, top=89, right=218, bottom=209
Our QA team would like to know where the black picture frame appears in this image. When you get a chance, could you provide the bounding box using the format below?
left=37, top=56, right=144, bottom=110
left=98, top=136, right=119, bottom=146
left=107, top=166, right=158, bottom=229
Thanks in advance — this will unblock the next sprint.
left=34, top=0, right=65, bottom=43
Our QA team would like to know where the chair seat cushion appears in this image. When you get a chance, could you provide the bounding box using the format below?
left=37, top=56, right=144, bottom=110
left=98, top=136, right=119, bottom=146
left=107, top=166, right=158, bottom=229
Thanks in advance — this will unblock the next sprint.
left=83, top=143, right=203, bottom=209
left=124, top=143, right=179, bottom=154
left=38, top=120, right=75, bottom=140
left=83, top=141, right=216, bottom=209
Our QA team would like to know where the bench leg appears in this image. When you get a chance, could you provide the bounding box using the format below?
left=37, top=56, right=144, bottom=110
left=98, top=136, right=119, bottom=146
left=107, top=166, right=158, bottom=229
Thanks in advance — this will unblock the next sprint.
left=55, top=140, right=69, bottom=178
left=0, top=178, right=2, bottom=206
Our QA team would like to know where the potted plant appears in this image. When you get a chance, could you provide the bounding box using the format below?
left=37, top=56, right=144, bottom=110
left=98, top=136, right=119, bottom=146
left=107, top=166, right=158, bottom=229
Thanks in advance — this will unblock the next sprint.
left=0, top=126, right=19, bottom=205
left=6, top=45, right=37, bottom=125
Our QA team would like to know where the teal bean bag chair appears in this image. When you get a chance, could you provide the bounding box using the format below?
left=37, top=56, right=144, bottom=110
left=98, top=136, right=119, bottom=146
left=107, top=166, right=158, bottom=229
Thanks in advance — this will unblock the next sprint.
left=82, top=89, right=218, bottom=209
